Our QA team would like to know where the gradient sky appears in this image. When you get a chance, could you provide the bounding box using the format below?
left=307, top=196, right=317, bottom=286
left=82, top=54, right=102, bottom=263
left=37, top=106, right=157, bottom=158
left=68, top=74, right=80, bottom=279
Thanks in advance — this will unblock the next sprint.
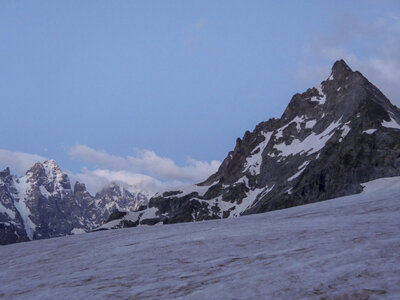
left=1, top=1, right=400, bottom=194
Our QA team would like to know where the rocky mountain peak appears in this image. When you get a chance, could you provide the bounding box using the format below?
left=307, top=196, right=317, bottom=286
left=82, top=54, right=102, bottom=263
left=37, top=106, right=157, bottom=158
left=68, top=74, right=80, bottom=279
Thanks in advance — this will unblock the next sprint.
left=330, top=59, right=353, bottom=78
left=27, top=161, right=45, bottom=175
left=25, top=160, right=72, bottom=192
left=100, top=59, right=400, bottom=230
left=95, top=182, right=123, bottom=197
left=93, top=182, right=149, bottom=219
left=26, top=160, right=62, bottom=178
left=73, top=181, right=88, bottom=193
left=282, top=58, right=399, bottom=130
left=0, top=167, right=10, bottom=177
left=1, top=161, right=149, bottom=245
left=42, top=160, right=65, bottom=183
left=43, top=159, right=62, bottom=173
left=25, top=162, right=47, bottom=185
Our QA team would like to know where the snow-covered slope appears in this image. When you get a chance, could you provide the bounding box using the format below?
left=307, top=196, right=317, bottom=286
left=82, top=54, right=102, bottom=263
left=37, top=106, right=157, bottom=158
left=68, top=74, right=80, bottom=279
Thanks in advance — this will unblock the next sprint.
left=1, top=177, right=399, bottom=299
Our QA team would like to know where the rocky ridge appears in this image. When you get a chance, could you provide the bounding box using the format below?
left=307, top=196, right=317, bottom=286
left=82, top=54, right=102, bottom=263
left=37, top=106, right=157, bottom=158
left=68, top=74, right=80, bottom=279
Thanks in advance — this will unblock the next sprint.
left=0, top=161, right=148, bottom=245
left=101, top=59, right=400, bottom=229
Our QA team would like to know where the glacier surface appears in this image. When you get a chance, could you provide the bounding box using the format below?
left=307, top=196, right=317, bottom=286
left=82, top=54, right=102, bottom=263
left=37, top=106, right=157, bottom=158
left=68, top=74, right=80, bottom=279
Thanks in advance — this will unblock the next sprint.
left=1, top=177, right=400, bottom=299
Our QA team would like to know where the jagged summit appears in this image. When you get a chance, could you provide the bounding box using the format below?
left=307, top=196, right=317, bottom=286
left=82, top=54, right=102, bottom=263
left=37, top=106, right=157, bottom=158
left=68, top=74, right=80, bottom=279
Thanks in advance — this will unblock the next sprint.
left=27, top=160, right=61, bottom=174
left=42, top=159, right=62, bottom=172
left=100, top=60, right=400, bottom=230
left=331, top=59, right=352, bottom=77
left=73, top=181, right=88, bottom=193
left=0, top=167, right=10, bottom=177
left=26, top=161, right=46, bottom=175
left=0, top=160, right=149, bottom=245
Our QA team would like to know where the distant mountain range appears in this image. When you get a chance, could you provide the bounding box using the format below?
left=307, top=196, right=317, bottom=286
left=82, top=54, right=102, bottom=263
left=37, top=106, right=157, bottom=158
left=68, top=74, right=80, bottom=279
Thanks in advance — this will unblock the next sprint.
left=100, top=59, right=400, bottom=229
left=0, top=160, right=148, bottom=245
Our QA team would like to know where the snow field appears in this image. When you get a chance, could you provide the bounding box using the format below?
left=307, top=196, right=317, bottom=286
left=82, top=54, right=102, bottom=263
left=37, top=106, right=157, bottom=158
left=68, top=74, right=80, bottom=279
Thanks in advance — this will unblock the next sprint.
left=0, top=177, right=399, bottom=299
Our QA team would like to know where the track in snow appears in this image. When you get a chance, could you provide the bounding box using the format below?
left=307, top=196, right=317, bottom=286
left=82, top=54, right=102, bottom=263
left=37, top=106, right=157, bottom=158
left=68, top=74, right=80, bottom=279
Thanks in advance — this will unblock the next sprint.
left=1, top=177, right=400, bottom=299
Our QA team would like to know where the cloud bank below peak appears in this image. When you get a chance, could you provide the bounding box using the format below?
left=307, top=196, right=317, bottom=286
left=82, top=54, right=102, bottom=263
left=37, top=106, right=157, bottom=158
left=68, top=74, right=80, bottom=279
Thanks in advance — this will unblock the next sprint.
left=68, top=144, right=221, bottom=183
left=0, top=146, right=221, bottom=196
left=67, top=168, right=185, bottom=197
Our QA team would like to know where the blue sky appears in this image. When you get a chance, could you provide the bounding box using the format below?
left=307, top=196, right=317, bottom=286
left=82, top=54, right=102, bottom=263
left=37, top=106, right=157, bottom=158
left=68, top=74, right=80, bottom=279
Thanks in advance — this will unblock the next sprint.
left=1, top=1, right=400, bottom=194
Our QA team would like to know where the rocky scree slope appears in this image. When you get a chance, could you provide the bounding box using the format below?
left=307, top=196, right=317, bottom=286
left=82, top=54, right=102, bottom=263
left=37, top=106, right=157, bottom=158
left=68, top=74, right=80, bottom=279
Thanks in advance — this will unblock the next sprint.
left=102, top=59, right=400, bottom=229
left=0, top=160, right=148, bottom=245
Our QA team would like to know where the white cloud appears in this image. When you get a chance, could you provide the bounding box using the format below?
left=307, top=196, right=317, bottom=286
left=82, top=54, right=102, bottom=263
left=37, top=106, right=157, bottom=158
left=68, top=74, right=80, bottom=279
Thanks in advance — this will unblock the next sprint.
left=68, top=168, right=184, bottom=196
left=68, top=145, right=221, bottom=182
left=0, top=149, right=47, bottom=175
left=68, top=145, right=126, bottom=169
left=297, top=13, right=400, bottom=105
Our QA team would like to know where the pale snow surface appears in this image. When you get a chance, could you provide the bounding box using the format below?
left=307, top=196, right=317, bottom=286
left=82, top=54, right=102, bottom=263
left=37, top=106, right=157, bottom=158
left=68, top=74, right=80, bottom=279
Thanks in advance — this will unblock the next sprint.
left=229, top=185, right=273, bottom=217
left=305, top=119, right=316, bottom=129
left=341, top=122, right=351, bottom=138
left=71, top=228, right=86, bottom=235
left=274, top=119, right=342, bottom=158
left=363, top=129, right=377, bottom=134
left=1, top=177, right=400, bottom=299
left=338, top=122, right=351, bottom=142
left=287, top=169, right=305, bottom=182
left=275, top=116, right=306, bottom=139
left=310, top=85, right=326, bottom=105
left=382, top=117, right=400, bottom=129
left=13, top=177, right=36, bottom=239
left=297, top=160, right=311, bottom=170
left=245, top=132, right=273, bottom=175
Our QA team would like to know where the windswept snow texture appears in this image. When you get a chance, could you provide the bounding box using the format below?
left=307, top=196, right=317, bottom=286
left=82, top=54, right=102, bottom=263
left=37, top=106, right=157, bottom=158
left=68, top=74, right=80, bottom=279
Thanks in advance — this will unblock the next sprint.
left=1, top=177, right=400, bottom=299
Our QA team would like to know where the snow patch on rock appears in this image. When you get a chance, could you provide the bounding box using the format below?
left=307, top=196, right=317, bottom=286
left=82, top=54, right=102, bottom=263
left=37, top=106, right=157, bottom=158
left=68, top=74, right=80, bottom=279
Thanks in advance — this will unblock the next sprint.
left=245, top=131, right=273, bottom=175
left=13, top=177, right=36, bottom=240
left=363, top=129, right=377, bottom=134
left=274, top=119, right=342, bottom=158
left=382, top=117, right=400, bottom=129
left=310, top=85, right=326, bottom=105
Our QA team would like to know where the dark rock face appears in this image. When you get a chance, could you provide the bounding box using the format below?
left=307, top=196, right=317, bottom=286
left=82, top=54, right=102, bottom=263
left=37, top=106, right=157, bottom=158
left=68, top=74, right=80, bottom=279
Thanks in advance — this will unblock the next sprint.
left=0, top=168, right=28, bottom=244
left=106, top=210, right=128, bottom=223
left=104, top=59, right=400, bottom=229
left=0, top=161, right=148, bottom=245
